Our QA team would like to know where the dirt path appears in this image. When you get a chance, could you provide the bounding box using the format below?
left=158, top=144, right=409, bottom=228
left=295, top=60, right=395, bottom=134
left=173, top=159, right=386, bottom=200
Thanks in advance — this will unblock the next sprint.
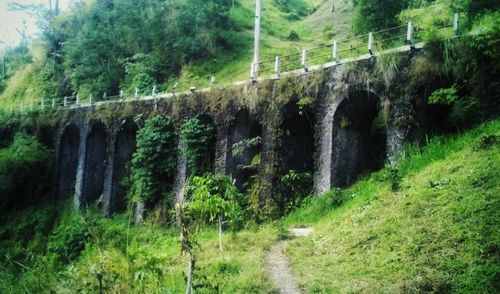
left=266, top=228, right=312, bottom=294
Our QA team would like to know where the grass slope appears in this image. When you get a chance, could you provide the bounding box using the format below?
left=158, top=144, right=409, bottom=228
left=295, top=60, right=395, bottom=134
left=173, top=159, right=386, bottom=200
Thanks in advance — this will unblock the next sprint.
left=284, top=120, right=500, bottom=293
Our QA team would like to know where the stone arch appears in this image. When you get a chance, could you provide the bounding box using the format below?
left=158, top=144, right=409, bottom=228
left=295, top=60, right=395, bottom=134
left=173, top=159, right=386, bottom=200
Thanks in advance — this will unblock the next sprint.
left=280, top=100, right=316, bottom=173
left=227, top=109, right=262, bottom=190
left=110, top=118, right=139, bottom=213
left=195, top=114, right=217, bottom=174
left=57, top=123, right=80, bottom=198
left=331, top=88, right=387, bottom=187
left=82, top=121, right=108, bottom=207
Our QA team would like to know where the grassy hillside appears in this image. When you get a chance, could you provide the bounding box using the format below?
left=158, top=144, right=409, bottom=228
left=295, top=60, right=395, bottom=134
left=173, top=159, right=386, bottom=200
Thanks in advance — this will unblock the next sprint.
left=1, top=118, right=498, bottom=292
left=284, top=120, right=500, bottom=293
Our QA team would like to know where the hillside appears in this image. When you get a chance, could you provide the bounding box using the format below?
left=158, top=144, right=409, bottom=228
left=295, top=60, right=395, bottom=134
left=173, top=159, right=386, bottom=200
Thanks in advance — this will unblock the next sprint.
left=284, top=120, right=500, bottom=293
left=0, top=0, right=353, bottom=110
left=1, top=119, right=498, bottom=292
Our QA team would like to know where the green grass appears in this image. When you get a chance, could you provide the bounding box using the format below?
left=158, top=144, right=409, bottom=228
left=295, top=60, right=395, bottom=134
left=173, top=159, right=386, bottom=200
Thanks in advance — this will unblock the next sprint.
left=284, top=120, right=500, bottom=293
left=0, top=202, right=280, bottom=293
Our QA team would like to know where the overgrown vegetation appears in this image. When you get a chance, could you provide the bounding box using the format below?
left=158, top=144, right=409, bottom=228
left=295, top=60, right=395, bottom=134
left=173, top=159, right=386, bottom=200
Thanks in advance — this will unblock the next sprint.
left=130, top=116, right=177, bottom=209
left=180, top=117, right=216, bottom=176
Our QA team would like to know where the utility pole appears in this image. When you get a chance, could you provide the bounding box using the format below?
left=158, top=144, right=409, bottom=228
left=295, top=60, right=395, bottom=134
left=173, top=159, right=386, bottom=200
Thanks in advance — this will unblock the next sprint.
left=251, top=0, right=262, bottom=79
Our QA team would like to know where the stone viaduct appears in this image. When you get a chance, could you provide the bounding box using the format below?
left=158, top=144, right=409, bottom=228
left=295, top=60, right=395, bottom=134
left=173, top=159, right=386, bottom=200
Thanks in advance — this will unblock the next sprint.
left=52, top=46, right=441, bottom=218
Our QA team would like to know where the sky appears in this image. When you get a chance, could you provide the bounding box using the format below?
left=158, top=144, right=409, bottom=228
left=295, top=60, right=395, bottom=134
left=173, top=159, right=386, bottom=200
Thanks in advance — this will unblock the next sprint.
left=0, top=0, right=70, bottom=51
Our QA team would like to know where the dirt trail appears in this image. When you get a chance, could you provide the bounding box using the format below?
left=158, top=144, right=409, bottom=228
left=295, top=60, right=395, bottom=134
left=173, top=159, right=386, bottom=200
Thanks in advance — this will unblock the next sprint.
left=266, top=228, right=313, bottom=294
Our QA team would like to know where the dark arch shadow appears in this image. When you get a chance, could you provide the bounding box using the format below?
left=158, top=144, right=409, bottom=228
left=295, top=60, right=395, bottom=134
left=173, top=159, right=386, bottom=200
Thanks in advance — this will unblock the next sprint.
left=82, top=121, right=108, bottom=207
left=195, top=114, right=217, bottom=175
left=280, top=100, right=316, bottom=173
left=331, top=90, right=387, bottom=187
left=57, top=124, right=80, bottom=198
left=227, top=109, right=262, bottom=190
left=110, top=118, right=139, bottom=214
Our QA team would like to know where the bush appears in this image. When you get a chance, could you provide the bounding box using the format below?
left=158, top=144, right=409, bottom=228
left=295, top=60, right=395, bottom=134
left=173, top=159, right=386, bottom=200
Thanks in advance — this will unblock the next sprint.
left=130, top=116, right=177, bottom=206
left=0, top=133, right=52, bottom=213
left=186, top=173, right=245, bottom=230
left=180, top=118, right=216, bottom=176
left=276, top=170, right=313, bottom=215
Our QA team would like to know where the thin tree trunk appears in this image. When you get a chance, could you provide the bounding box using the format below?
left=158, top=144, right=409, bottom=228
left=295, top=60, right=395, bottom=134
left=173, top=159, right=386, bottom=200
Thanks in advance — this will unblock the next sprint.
left=218, top=215, right=223, bottom=258
left=186, top=252, right=195, bottom=294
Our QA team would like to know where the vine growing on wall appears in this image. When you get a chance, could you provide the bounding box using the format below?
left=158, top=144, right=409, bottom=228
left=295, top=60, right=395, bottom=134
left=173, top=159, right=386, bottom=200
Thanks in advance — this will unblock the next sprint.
left=130, top=116, right=177, bottom=206
left=180, top=118, right=216, bottom=176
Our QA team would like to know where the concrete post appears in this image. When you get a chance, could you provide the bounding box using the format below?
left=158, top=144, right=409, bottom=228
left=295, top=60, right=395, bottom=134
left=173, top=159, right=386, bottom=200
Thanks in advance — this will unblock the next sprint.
left=52, top=98, right=55, bottom=108
left=454, top=13, right=459, bottom=35
left=135, top=88, right=139, bottom=98
left=407, top=22, right=414, bottom=45
left=76, top=95, right=80, bottom=105
left=274, top=56, right=281, bottom=76
left=253, top=0, right=262, bottom=78
left=102, top=132, right=117, bottom=216
left=89, top=94, right=93, bottom=105
left=301, top=49, right=308, bottom=71
left=63, top=96, right=68, bottom=108
left=333, top=41, right=339, bottom=62
left=30, top=101, right=33, bottom=111
left=20, top=103, right=24, bottom=113
left=103, top=92, right=107, bottom=100
left=74, top=123, right=89, bottom=210
left=41, top=99, right=45, bottom=110
left=368, top=32, right=374, bottom=55
left=250, top=62, right=257, bottom=80
left=152, top=85, right=157, bottom=97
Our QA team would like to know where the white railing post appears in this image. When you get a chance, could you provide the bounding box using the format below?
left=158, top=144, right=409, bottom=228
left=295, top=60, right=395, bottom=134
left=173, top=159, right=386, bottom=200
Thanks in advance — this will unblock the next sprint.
left=20, top=103, right=24, bottom=113
left=52, top=98, right=55, bottom=108
left=63, top=96, right=68, bottom=108
left=333, top=41, right=339, bottom=63
left=120, top=90, right=124, bottom=100
left=103, top=92, right=107, bottom=100
left=368, top=32, right=374, bottom=55
left=89, top=93, right=93, bottom=105
left=407, top=22, right=414, bottom=46
left=152, top=85, right=157, bottom=97
left=30, top=101, right=33, bottom=111
left=76, top=95, right=80, bottom=105
left=41, top=98, right=45, bottom=110
left=274, top=56, right=281, bottom=76
left=454, top=13, right=460, bottom=35
left=301, top=49, right=308, bottom=72
left=135, top=88, right=139, bottom=98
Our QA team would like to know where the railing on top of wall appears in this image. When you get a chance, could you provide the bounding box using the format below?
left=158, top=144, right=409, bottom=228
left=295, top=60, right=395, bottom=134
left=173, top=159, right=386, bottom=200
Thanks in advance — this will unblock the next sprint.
left=7, top=13, right=462, bottom=115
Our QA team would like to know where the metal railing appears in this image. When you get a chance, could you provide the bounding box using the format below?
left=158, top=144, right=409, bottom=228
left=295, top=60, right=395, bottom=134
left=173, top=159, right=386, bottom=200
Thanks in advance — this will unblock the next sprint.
left=5, top=13, right=462, bottom=115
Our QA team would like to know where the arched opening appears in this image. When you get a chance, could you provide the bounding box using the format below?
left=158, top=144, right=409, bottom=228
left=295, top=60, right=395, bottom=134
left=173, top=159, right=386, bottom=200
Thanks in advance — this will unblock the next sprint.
left=82, top=122, right=108, bottom=207
left=331, top=90, right=387, bottom=187
left=280, top=101, right=316, bottom=173
left=196, top=114, right=217, bottom=175
left=227, top=109, right=262, bottom=190
left=110, top=118, right=138, bottom=213
left=275, top=100, right=316, bottom=214
left=57, top=124, right=80, bottom=198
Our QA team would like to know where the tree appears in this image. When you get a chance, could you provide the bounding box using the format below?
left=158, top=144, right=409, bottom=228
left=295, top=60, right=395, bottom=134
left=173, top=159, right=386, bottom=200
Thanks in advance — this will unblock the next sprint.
left=353, top=0, right=408, bottom=34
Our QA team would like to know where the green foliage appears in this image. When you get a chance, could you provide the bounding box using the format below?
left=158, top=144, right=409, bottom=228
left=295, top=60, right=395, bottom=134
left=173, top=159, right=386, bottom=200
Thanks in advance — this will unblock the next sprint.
left=0, top=133, right=52, bottom=213
left=180, top=118, right=216, bottom=176
left=428, top=86, right=459, bottom=105
left=296, top=97, right=313, bottom=115
left=186, top=173, right=245, bottom=230
left=231, top=136, right=262, bottom=158
left=130, top=116, right=177, bottom=204
left=353, top=0, right=407, bottom=34
left=47, top=207, right=89, bottom=264
left=463, top=0, right=500, bottom=19
left=277, top=170, right=313, bottom=215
